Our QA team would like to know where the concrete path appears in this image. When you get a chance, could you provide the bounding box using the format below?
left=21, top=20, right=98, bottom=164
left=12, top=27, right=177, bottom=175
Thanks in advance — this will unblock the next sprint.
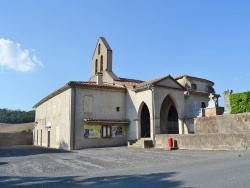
left=0, top=145, right=249, bottom=187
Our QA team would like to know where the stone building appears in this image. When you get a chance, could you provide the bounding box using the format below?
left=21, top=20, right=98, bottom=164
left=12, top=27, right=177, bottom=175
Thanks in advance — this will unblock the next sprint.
left=33, top=37, right=219, bottom=150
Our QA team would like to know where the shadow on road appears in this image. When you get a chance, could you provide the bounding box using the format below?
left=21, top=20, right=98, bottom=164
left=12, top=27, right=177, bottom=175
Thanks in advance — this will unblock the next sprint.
left=0, top=145, right=71, bottom=158
left=0, top=162, right=8, bottom=166
left=0, top=172, right=183, bottom=187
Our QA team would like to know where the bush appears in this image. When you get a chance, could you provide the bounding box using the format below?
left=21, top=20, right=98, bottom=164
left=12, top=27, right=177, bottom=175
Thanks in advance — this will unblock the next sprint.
left=230, top=91, right=250, bottom=114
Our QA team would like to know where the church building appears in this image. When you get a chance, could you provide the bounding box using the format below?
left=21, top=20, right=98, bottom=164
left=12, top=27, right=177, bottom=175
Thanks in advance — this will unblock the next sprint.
left=33, top=37, right=218, bottom=150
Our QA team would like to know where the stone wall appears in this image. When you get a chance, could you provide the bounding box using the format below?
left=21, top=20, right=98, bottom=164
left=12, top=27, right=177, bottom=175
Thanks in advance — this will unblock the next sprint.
left=155, top=134, right=249, bottom=151
left=155, top=113, right=250, bottom=151
left=205, top=107, right=224, bottom=117
left=195, top=113, right=250, bottom=134
left=0, top=133, right=33, bottom=146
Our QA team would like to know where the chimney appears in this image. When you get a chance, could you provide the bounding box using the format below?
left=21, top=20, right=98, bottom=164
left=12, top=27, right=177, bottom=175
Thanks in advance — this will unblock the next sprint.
left=97, top=72, right=103, bottom=85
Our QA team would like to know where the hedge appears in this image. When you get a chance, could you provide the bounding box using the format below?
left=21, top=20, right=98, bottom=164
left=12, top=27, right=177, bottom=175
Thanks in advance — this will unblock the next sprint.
left=230, top=91, right=250, bottom=114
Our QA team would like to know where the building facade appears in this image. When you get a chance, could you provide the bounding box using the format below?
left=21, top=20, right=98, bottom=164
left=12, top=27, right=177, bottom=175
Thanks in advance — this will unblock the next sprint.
left=33, top=37, right=219, bottom=150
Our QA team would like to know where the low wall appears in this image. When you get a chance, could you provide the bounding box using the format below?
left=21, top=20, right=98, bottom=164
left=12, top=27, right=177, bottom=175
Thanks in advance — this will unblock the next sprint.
left=0, top=133, right=33, bottom=146
left=155, top=113, right=250, bottom=151
left=155, top=134, right=249, bottom=151
left=195, top=113, right=250, bottom=134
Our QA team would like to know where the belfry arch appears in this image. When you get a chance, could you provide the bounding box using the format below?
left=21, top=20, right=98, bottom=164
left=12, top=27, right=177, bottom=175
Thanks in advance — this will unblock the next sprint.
left=139, top=102, right=151, bottom=138
left=160, top=95, right=179, bottom=134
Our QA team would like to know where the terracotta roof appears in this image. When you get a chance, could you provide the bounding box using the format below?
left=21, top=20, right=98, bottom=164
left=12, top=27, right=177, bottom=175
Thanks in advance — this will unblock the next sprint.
left=114, top=77, right=144, bottom=88
left=189, top=90, right=220, bottom=97
left=137, top=74, right=172, bottom=87
left=175, top=75, right=214, bottom=85
left=134, top=74, right=186, bottom=91
left=84, top=119, right=130, bottom=124
left=33, top=81, right=126, bottom=108
left=118, top=77, right=144, bottom=83
left=68, top=81, right=125, bottom=89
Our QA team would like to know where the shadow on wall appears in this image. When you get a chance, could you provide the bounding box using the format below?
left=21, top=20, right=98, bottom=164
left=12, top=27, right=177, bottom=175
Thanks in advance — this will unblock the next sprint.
left=59, top=139, right=69, bottom=150
left=0, top=172, right=183, bottom=187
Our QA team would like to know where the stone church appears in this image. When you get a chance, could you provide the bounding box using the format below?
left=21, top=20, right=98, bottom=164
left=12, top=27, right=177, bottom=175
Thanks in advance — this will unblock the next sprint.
left=33, top=37, right=219, bottom=150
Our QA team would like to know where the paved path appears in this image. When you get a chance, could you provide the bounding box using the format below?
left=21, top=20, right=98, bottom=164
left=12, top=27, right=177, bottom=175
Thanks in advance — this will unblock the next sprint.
left=0, top=145, right=249, bottom=187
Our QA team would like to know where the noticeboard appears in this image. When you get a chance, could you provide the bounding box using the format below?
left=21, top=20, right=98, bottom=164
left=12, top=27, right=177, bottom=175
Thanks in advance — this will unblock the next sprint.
left=84, top=125, right=101, bottom=139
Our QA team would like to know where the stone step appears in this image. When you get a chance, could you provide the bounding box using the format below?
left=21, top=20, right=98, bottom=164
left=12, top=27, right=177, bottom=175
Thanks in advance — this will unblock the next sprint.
left=129, top=138, right=153, bottom=149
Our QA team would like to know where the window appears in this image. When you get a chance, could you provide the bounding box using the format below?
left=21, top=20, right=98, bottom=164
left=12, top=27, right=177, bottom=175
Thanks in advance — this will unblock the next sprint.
left=116, top=107, right=120, bottom=112
left=98, top=43, right=101, bottom=55
left=100, top=55, right=103, bottom=71
left=102, top=125, right=111, bottom=138
left=83, top=95, right=93, bottom=113
left=95, top=59, right=98, bottom=74
left=191, top=84, right=197, bottom=90
left=201, top=102, right=206, bottom=108
left=206, top=85, right=215, bottom=93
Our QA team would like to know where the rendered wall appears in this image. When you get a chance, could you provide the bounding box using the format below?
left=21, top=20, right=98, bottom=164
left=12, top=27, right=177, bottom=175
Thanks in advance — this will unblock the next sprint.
left=74, top=88, right=127, bottom=149
left=0, top=133, right=33, bottom=146
left=34, top=89, right=72, bottom=150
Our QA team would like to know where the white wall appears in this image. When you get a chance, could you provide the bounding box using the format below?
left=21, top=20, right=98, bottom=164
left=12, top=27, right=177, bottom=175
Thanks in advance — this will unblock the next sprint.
left=34, top=89, right=72, bottom=150
left=74, top=88, right=127, bottom=149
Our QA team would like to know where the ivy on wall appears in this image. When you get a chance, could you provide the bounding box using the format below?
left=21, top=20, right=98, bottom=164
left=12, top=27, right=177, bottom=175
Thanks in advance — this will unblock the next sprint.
left=230, top=91, right=250, bottom=114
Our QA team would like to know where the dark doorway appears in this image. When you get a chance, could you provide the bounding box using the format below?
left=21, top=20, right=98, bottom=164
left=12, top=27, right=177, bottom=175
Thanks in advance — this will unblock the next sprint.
left=201, top=102, right=206, bottom=108
left=160, top=95, right=179, bottom=134
left=141, top=103, right=150, bottom=138
left=40, top=130, right=42, bottom=146
left=48, top=131, right=50, bottom=147
left=168, top=105, right=179, bottom=134
left=37, top=130, right=38, bottom=145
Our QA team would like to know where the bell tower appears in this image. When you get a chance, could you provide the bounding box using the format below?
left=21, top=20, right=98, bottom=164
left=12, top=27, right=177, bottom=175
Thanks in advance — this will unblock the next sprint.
left=92, top=37, right=112, bottom=75
left=89, top=37, right=119, bottom=84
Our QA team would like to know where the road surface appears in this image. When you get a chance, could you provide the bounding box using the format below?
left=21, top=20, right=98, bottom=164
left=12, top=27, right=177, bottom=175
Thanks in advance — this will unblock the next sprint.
left=0, top=145, right=249, bottom=187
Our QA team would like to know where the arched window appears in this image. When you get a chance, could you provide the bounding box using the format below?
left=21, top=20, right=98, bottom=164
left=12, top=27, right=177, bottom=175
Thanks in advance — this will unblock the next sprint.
left=98, top=43, right=101, bottom=55
left=191, top=84, right=197, bottom=90
left=100, top=55, right=103, bottom=71
left=95, top=59, right=98, bottom=74
left=201, top=102, right=206, bottom=108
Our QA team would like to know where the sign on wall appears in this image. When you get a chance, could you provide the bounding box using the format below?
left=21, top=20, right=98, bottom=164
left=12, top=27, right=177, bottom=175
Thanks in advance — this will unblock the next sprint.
left=84, top=125, right=101, bottom=138
left=112, top=126, right=126, bottom=137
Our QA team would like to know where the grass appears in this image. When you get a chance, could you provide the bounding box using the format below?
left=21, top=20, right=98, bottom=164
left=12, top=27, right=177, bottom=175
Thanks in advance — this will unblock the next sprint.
left=0, top=122, right=34, bottom=133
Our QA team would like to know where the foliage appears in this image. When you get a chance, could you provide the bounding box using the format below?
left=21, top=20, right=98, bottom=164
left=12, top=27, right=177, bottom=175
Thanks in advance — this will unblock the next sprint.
left=230, top=91, right=250, bottom=114
left=0, top=108, right=35, bottom=124
left=20, top=129, right=32, bottom=133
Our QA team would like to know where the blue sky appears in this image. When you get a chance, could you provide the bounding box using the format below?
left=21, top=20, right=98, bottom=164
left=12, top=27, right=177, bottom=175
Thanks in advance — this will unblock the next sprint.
left=0, top=0, right=249, bottom=111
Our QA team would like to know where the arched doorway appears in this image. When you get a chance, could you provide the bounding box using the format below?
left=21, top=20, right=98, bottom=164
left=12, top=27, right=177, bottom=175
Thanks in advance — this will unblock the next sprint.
left=140, top=103, right=150, bottom=138
left=168, top=105, right=179, bottom=134
left=160, top=95, right=179, bottom=134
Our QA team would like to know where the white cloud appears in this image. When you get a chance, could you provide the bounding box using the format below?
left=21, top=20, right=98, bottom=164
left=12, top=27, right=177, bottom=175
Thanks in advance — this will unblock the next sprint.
left=0, top=38, right=43, bottom=72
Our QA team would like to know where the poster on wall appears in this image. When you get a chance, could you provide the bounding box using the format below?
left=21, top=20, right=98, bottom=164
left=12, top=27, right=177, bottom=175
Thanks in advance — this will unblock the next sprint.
left=84, top=125, right=101, bottom=138
left=112, top=126, right=126, bottom=137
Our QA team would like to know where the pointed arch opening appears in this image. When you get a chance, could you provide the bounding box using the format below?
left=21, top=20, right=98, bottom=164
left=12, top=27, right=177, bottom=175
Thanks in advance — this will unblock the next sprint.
left=100, top=55, right=103, bottom=71
left=98, top=43, right=101, bottom=55
left=95, top=59, right=98, bottom=74
left=140, top=103, right=150, bottom=138
left=160, top=95, right=179, bottom=134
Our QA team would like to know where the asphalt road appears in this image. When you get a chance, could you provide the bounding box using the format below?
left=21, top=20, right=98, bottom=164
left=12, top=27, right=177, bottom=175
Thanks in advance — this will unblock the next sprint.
left=0, top=145, right=249, bottom=187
